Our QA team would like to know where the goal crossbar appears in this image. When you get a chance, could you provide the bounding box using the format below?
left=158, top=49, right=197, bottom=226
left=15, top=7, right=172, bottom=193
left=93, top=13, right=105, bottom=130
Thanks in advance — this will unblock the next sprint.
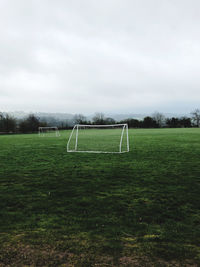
left=75, top=124, right=127, bottom=127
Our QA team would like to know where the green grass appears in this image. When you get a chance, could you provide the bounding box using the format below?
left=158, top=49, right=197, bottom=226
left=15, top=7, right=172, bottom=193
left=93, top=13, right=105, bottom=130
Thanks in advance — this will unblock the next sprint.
left=0, top=128, right=200, bottom=266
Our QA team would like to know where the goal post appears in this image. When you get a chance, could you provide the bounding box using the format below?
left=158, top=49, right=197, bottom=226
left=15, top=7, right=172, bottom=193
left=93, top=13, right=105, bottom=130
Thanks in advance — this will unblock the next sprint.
left=38, top=126, right=60, bottom=137
left=67, top=124, right=129, bottom=153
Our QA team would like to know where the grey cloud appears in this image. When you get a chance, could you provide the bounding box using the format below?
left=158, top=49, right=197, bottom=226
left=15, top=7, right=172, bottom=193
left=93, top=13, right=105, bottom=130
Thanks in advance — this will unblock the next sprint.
left=0, top=0, right=200, bottom=114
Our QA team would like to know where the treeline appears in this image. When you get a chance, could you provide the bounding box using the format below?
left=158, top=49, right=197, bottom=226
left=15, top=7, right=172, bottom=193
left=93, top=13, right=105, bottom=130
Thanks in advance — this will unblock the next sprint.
left=0, top=113, right=72, bottom=134
left=120, top=116, right=192, bottom=128
left=74, top=112, right=199, bottom=128
left=0, top=113, right=17, bottom=133
left=0, top=113, right=45, bottom=134
left=0, top=109, right=200, bottom=134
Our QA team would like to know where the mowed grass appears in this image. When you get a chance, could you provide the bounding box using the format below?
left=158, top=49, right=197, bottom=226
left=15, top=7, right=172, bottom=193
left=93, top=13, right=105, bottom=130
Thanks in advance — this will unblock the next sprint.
left=0, top=128, right=200, bottom=266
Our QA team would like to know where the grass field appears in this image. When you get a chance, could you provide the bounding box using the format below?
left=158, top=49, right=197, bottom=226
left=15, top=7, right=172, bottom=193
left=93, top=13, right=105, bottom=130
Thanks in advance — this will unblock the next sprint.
left=0, top=128, right=200, bottom=266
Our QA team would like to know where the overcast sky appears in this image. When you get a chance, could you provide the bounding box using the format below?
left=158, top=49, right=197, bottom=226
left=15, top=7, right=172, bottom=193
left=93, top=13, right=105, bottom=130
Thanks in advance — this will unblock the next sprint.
left=0, top=0, right=200, bottom=114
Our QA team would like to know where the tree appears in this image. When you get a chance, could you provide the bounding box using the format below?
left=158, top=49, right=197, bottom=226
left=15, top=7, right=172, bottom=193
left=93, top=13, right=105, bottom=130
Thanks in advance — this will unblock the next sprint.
left=0, top=113, right=17, bottom=133
left=19, top=114, right=40, bottom=133
left=105, top=117, right=116, bottom=124
left=92, top=113, right=105, bottom=124
left=142, top=116, right=158, bottom=128
left=191, top=109, right=200, bottom=127
left=179, top=117, right=192, bottom=128
left=73, top=114, right=87, bottom=124
left=120, top=118, right=141, bottom=128
left=0, top=112, right=3, bottom=132
left=166, top=117, right=180, bottom=128
left=152, top=112, right=165, bottom=128
left=3, top=114, right=17, bottom=132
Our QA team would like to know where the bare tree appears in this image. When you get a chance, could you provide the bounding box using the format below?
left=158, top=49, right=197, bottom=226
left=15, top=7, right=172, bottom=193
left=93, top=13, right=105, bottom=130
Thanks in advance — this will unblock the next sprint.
left=191, top=109, right=200, bottom=127
left=0, top=113, right=17, bottom=133
left=73, top=114, right=87, bottom=124
left=152, top=112, right=165, bottom=127
left=0, top=112, right=4, bottom=132
left=92, top=113, right=105, bottom=124
left=105, top=117, right=115, bottom=124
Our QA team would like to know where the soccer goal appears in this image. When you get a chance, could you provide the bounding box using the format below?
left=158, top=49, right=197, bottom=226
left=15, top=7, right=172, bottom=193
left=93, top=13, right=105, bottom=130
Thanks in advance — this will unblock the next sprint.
left=67, top=124, right=129, bottom=153
left=38, top=127, right=60, bottom=137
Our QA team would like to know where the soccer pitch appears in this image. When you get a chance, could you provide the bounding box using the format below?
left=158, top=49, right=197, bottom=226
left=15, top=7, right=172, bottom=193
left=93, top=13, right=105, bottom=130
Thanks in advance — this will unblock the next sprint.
left=0, top=128, right=200, bottom=266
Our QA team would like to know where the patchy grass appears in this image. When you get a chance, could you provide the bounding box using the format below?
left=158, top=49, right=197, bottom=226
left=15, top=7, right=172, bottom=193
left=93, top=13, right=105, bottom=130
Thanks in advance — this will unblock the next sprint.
left=0, top=128, right=200, bottom=266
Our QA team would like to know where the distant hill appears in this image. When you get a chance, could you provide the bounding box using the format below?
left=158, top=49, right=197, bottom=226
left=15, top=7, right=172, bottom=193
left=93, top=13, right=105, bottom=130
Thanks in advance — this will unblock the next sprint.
left=5, top=111, right=190, bottom=121
left=88, top=113, right=189, bottom=121
left=6, top=111, right=74, bottom=120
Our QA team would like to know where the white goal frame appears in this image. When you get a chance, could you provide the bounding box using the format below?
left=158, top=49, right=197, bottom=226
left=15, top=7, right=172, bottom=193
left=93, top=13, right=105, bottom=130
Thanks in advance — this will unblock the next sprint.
left=38, top=126, right=60, bottom=137
left=67, top=124, right=129, bottom=153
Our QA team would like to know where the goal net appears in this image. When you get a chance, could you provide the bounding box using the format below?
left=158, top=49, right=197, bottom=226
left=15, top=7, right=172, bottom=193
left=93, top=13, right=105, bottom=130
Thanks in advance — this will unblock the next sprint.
left=67, top=124, right=129, bottom=153
left=38, top=127, right=60, bottom=137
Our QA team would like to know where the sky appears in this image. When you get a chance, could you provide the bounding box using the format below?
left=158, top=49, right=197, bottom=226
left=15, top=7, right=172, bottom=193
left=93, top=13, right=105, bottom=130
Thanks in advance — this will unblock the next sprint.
left=0, top=0, right=200, bottom=115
